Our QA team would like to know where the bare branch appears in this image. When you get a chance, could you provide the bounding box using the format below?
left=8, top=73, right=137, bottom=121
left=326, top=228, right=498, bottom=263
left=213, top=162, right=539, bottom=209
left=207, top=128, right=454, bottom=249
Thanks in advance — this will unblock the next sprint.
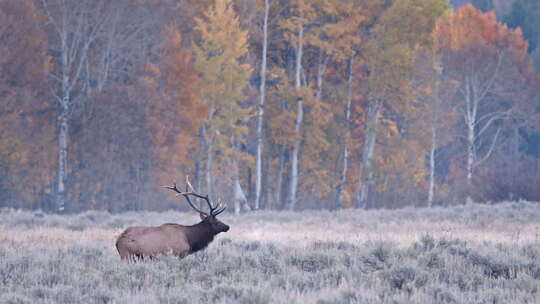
left=477, top=109, right=511, bottom=137
left=477, top=50, right=504, bottom=103
left=41, top=0, right=61, bottom=36
left=474, top=126, right=502, bottom=168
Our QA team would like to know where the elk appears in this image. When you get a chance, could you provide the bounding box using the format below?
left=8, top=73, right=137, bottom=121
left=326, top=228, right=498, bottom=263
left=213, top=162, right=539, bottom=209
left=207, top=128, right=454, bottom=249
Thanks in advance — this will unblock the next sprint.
left=115, top=178, right=229, bottom=261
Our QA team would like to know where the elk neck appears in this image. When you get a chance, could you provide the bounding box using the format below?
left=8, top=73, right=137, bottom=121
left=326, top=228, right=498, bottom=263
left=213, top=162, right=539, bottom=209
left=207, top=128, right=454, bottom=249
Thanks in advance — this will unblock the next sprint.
left=185, top=220, right=216, bottom=253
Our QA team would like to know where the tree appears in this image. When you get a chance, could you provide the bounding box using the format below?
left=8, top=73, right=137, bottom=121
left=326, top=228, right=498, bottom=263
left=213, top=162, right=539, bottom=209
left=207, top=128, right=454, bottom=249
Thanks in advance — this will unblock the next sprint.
left=69, top=23, right=205, bottom=212
left=194, top=0, right=252, bottom=214
left=0, top=128, right=20, bottom=207
left=86, top=0, right=159, bottom=93
left=358, top=0, right=448, bottom=208
left=40, top=0, right=114, bottom=211
left=434, top=4, right=533, bottom=202
left=311, top=0, right=366, bottom=209
left=412, top=45, right=458, bottom=207
left=149, top=25, right=205, bottom=193
left=279, top=0, right=318, bottom=210
left=0, top=0, right=52, bottom=208
left=40, top=0, right=165, bottom=212
left=254, top=0, right=271, bottom=210
left=70, top=83, right=154, bottom=211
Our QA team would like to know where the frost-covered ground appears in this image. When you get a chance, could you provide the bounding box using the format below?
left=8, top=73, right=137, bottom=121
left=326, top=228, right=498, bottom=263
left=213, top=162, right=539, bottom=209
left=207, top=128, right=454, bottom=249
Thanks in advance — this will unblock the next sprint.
left=0, top=202, right=539, bottom=303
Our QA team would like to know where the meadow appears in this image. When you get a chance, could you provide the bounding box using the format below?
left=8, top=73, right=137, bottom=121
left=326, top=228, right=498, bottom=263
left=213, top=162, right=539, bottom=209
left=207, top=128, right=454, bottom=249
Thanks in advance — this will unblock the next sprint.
left=0, top=202, right=539, bottom=304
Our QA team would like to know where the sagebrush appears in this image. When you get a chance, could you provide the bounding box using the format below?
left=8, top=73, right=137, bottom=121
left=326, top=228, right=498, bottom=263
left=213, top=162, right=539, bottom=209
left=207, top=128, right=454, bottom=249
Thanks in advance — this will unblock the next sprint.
left=0, top=202, right=539, bottom=303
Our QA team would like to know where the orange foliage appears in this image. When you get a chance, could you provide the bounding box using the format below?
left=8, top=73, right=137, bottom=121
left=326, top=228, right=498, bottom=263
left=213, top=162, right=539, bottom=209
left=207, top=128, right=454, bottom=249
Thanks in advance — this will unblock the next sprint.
left=144, top=25, right=205, bottom=188
left=434, top=4, right=531, bottom=73
left=0, top=0, right=54, bottom=208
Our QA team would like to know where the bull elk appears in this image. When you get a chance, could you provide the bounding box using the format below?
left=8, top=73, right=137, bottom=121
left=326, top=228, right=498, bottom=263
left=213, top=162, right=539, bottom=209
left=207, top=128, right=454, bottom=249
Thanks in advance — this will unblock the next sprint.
left=115, top=178, right=229, bottom=261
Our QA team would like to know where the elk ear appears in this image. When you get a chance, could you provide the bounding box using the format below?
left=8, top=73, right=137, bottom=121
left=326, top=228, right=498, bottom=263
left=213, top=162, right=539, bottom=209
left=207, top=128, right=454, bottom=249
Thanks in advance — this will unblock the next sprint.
left=200, top=213, right=206, bottom=220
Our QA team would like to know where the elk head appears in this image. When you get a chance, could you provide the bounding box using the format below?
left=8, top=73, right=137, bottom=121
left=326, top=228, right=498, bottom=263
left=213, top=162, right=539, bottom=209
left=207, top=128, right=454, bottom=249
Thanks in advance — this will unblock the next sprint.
left=164, top=178, right=229, bottom=235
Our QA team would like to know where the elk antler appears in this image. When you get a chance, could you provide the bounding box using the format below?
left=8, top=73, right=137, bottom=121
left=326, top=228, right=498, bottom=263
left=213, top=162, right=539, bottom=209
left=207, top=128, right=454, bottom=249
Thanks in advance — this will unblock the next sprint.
left=164, top=176, right=227, bottom=216
left=164, top=183, right=209, bottom=216
left=212, top=198, right=227, bottom=216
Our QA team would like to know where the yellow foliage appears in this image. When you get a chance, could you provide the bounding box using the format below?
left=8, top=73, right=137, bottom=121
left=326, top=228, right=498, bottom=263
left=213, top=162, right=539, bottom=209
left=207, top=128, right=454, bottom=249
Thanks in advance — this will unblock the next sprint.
left=194, top=0, right=253, bottom=167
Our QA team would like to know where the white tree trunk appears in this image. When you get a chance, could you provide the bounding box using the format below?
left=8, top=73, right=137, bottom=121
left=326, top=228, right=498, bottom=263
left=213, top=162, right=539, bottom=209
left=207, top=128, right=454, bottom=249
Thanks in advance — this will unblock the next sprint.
left=42, top=0, right=108, bottom=211
left=262, top=153, right=272, bottom=209
left=288, top=23, right=304, bottom=211
left=358, top=133, right=375, bottom=208
left=337, top=55, right=354, bottom=209
left=337, top=145, right=348, bottom=208
left=56, top=97, right=69, bottom=212
left=254, top=0, right=269, bottom=210
left=276, top=146, right=286, bottom=208
left=205, top=139, right=213, bottom=199
left=427, top=125, right=436, bottom=207
left=195, top=126, right=205, bottom=209
left=202, top=125, right=214, bottom=200
left=358, top=102, right=380, bottom=209
left=466, top=120, right=475, bottom=187
left=316, top=49, right=328, bottom=100
left=427, top=71, right=442, bottom=208
left=464, top=76, right=477, bottom=204
left=233, top=160, right=241, bottom=215
left=233, top=159, right=250, bottom=215
left=203, top=107, right=215, bottom=198
left=459, top=54, right=503, bottom=204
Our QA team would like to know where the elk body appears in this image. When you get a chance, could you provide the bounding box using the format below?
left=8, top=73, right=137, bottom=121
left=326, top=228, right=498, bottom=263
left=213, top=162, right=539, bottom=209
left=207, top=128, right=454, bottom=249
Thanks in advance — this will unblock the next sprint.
left=116, top=180, right=228, bottom=261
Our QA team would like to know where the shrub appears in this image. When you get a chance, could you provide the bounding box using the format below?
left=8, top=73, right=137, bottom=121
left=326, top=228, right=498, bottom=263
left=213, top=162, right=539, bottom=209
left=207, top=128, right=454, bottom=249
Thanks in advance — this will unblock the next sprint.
left=382, top=265, right=416, bottom=291
left=287, top=253, right=335, bottom=273
left=1, top=206, right=539, bottom=304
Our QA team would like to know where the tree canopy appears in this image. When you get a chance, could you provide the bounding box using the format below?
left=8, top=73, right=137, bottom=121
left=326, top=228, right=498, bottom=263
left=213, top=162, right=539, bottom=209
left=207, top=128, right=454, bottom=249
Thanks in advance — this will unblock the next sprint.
left=1, top=0, right=539, bottom=212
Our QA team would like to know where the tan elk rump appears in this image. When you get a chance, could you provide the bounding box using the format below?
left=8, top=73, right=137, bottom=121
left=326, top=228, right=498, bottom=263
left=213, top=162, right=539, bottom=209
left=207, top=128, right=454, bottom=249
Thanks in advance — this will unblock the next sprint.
left=115, top=179, right=228, bottom=261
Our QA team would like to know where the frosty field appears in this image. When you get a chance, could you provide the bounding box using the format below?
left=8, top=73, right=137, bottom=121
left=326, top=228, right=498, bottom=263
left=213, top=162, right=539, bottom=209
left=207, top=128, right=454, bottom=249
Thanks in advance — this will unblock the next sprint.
left=1, top=202, right=539, bottom=304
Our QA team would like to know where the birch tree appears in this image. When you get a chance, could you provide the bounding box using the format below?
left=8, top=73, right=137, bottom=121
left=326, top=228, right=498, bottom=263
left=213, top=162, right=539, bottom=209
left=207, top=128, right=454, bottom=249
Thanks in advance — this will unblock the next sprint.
left=279, top=0, right=317, bottom=211
left=358, top=0, right=448, bottom=208
left=435, top=4, right=532, bottom=201
left=254, top=0, right=271, bottom=210
left=412, top=47, right=457, bottom=207
left=41, top=0, right=113, bottom=212
left=312, top=0, right=365, bottom=209
left=86, top=0, right=157, bottom=93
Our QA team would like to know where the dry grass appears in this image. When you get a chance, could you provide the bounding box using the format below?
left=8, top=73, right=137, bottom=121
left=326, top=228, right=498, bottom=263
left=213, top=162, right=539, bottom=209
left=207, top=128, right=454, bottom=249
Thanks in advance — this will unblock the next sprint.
left=0, top=217, right=537, bottom=249
left=1, top=201, right=539, bottom=303
left=1, top=201, right=538, bottom=248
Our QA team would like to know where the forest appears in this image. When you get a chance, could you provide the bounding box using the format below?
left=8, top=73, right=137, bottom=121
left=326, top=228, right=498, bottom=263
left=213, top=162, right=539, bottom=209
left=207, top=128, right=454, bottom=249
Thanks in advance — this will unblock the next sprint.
left=1, top=0, right=539, bottom=213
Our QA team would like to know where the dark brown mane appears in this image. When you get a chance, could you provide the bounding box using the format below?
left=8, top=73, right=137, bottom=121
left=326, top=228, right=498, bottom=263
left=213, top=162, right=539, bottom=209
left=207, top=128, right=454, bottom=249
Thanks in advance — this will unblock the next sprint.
left=185, top=220, right=217, bottom=253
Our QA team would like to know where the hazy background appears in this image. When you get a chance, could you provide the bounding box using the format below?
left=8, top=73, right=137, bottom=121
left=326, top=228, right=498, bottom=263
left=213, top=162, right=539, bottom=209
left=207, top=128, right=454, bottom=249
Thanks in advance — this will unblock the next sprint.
left=1, top=0, right=539, bottom=213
